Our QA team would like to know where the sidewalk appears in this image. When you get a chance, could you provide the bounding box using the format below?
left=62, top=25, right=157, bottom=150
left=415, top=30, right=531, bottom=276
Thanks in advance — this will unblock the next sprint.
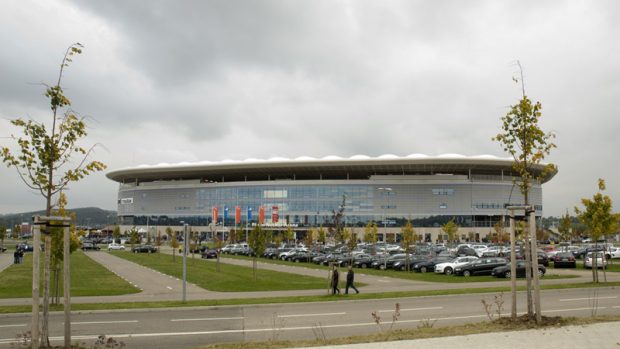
left=296, top=321, right=620, bottom=349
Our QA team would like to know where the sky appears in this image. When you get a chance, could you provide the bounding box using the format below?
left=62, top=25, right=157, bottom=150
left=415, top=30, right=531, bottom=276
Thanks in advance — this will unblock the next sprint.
left=1, top=0, right=619, bottom=217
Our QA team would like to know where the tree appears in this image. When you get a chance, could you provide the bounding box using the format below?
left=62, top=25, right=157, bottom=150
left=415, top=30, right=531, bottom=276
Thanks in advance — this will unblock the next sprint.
left=49, top=192, right=79, bottom=305
left=558, top=211, right=572, bottom=243
left=213, top=235, right=224, bottom=272
left=248, top=226, right=269, bottom=280
left=167, top=227, right=179, bottom=262
left=1, top=43, right=106, bottom=346
left=317, top=226, right=326, bottom=245
left=493, top=62, right=556, bottom=323
left=112, top=225, right=121, bottom=243
left=284, top=226, right=295, bottom=245
left=400, top=221, right=416, bottom=272
left=0, top=224, right=6, bottom=251
left=155, top=230, right=163, bottom=251
left=441, top=219, right=459, bottom=245
left=363, top=221, right=378, bottom=245
left=305, top=228, right=316, bottom=248
left=575, top=179, right=620, bottom=283
left=129, top=228, right=140, bottom=248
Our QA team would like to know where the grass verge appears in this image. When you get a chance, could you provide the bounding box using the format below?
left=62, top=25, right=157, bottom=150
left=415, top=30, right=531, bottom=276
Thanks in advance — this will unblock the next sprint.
left=0, top=251, right=140, bottom=298
left=195, top=315, right=620, bottom=349
left=1, top=281, right=618, bottom=314
left=110, top=251, right=328, bottom=292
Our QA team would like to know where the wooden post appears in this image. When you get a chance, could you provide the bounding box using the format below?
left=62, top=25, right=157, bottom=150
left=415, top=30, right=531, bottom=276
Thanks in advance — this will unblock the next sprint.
left=509, top=212, right=516, bottom=320
left=32, top=220, right=41, bottom=349
left=530, top=210, right=542, bottom=323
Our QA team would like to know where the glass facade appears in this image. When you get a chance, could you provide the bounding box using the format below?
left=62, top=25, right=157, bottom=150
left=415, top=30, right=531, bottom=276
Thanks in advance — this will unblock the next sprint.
left=117, top=177, right=543, bottom=229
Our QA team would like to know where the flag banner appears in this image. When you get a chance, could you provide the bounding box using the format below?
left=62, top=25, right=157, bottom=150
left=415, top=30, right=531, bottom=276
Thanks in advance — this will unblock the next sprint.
left=248, top=207, right=253, bottom=221
left=212, top=207, right=218, bottom=223
left=235, top=206, right=241, bottom=224
left=224, top=206, right=229, bottom=221
left=272, top=205, right=279, bottom=223
left=259, top=206, right=265, bottom=224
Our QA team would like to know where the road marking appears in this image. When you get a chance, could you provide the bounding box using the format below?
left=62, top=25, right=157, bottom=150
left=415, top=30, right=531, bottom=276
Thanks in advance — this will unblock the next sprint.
left=612, top=306, right=620, bottom=309
left=0, top=324, right=26, bottom=328
left=377, top=280, right=390, bottom=283
left=378, top=306, right=443, bottom=313
left=72, top=320, right=139, bottom=325
left=278, top=312, right=346, bottom=318
left=543, top=307, right=605, bottom=313
left=560, top=296, right=617, bottom=302
left=166, top=286, right=173, bottom=290
left=171, top=317, right=244, bottom=322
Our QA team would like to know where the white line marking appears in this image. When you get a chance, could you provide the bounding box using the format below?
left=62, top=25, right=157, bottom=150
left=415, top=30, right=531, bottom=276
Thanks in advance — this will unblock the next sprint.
left=0, top=324, right=26, bottom=328
left=543, top=307, right=605, bottom=313
left=377, top=280, right=390, bottom=283
left=72, top=320, right=139, bottom=325
left=171, top=317, right=244, bottom=322
left=378, top=306, right=443, bottom=313
left=613, top=306, right=620, bottom=309
left=560, top=296, right=617, bottom=302
left=166, top=286, right=173, bottom=290
left=278, top=312, right=346, bottom=318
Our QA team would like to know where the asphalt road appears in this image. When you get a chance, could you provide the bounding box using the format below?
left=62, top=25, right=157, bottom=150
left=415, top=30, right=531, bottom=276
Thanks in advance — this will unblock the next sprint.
left=0, top=287, right=618, bottom=349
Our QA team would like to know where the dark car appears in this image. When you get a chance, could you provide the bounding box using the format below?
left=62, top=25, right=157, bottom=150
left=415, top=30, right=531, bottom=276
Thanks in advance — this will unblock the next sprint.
left=16, top=243, right=36, bottom=252
left=372, top=254, right=407, bottom=270
left=552, top=252, right=577, bottom=268
left=353, top=255, right=377, bottom=268
left=188, top=245, right=208, bottom=254
left=131, top=244, right=158, bottom=253
left=201, top=249, right=218, bottom=259
left=412, top=256, right=454, bottom=273
left=454, top=257, right=508, bottom=276
left=456, top=246, right=478, bottom=257
left=394, top=255, right=432, bottom=271
left=81, top=242, right=101, bottom=251
left=491, top=260, right=546, bottom=278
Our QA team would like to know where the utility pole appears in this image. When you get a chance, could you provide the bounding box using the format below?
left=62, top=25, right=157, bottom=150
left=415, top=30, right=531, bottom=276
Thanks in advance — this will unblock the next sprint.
left=182, top=222, right=188, bottom=303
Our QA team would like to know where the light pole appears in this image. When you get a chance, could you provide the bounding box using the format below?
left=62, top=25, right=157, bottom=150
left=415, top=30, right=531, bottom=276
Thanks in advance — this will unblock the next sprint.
left=377, top=187, right=392, bottom=270
left=181, top=222, right=188, bottom=303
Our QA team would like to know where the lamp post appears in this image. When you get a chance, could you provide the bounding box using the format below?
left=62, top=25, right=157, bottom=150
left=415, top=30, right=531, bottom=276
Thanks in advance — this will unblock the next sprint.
left=377, top=187, right=392, bottom=270
left=181, top=222, right=188, bottom=303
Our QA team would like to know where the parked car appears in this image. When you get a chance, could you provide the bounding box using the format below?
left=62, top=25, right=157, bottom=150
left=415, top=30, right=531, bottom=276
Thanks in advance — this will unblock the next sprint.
left=552, top=252, right=576, bottom=268
left=107, top=242, right=125, bottom=251
left=584, top=252, right=607, bottom=269
left=454, top=257, right=508, bottom=276
left=491, top=260, right=546, bottom=278
left=392, top=255, right=429, bottom=271
left=201, top=249, right=218, bottom=259
left=81, top=242, right=100, bottom=251
left=434, top=256, right=479, bottom=275
left=372, top=254, right=407, bottom=270
left=456, top=246, right=478, bottom=257
left=131, top=244, right=158, bottom=253
left=412, top=256, right=454, bottom=273
left=605, top=247, right=620, bottom=260
left=16, top=243, right=37, bottom=252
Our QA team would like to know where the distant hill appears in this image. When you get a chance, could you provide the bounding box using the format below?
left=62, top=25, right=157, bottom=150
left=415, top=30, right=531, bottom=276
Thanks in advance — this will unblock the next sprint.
left=0, top=207, right=117, bottom=229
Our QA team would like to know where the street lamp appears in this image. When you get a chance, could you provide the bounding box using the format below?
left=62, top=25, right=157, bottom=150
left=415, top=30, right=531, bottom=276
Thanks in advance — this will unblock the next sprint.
left=377, top=187, right=392, bottom=270
left=180, top=221, right=188, bottom=303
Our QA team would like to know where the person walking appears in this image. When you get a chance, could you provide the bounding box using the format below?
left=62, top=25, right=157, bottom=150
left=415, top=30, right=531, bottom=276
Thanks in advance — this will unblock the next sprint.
left=345, top=265, right=359, bottom=294
left=331, top=265, right=340, bottom=295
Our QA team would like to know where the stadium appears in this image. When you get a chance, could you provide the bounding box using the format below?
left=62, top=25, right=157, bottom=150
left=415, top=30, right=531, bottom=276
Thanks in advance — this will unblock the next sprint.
left=106, top=154, right=557, bottom=243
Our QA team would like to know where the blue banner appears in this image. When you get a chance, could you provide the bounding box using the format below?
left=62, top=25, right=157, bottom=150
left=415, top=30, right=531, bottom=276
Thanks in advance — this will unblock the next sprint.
left=247, top=207, right=253, bottom=221
left=224, top=206, right=229, bottom=221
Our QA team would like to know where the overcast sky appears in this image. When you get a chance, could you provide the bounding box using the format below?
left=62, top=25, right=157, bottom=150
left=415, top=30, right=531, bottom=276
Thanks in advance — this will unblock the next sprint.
left=1, top=0, right=619, bottom=217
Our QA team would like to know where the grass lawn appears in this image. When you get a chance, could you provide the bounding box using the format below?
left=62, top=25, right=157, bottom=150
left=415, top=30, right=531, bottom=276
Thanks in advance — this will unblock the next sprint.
left=0, top=251, right=140, bottom=298
left=110, top=251, right=329, bottom=292
left=222, top=254, right=576, bottom=282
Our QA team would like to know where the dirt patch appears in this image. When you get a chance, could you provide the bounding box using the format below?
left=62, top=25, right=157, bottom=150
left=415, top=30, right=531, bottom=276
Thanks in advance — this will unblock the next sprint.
left=494, top=314, right=566, bottom=328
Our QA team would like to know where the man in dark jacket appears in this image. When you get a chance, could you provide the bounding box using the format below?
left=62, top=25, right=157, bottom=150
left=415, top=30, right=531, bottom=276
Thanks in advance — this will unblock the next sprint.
left=331, top=265, right=340, bottom=295
left=345, top=265, right=359, bottom=294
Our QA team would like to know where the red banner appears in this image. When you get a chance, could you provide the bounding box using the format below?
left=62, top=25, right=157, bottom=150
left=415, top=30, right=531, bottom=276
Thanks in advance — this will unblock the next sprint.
left=235, top=206, right=241, bottom=224
left=212, top=207, right=218, bottom=223
left=259, top=206, right=265, bottom=224
left=272, top=205, right=279, bottom=223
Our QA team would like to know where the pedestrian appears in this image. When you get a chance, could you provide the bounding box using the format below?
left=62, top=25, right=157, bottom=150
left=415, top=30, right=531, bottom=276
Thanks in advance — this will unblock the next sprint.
left=345, top=265, right=359, bottom=294
left=13, top=249, right=19, bottom=264
left=331, top=265, right=340, bottom=295
left=18, top=249, right=24, bottom=264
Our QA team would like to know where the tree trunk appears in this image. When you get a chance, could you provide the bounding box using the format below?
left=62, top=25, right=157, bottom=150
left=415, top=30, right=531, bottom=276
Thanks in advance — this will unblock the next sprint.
left=510, top=214, right=517, bottom=320
left=529, top=211, right=542, bottom=324
left=41, top=235, right=52, bottom=348
left=524, top=231, right=533, bottom=317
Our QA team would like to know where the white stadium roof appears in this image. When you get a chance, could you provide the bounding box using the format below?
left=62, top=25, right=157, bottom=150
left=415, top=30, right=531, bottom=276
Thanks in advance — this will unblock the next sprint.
left=106, top=154, right=557, bottom=183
